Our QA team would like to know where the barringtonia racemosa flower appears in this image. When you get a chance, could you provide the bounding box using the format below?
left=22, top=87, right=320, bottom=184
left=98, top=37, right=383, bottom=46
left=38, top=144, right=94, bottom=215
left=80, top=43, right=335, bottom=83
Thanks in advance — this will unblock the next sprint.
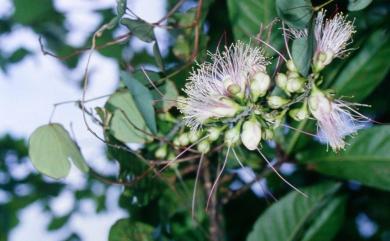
left=179, top=41, right=268, bottom=129
left=308, top=87, right=366, bottom=151
left=313, top=10, right=356, bottom=72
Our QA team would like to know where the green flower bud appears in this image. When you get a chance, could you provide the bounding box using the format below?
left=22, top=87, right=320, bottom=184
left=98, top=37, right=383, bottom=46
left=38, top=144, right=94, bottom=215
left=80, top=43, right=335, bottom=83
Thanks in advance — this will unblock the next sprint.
left=224, top=124, right=241, bottom=146
left=197, top=139, right=211, bottom=153
left=173, top=137, right=181, bottom=146
left=155, top=145, right=168, bottom=159
left=208, top=127, right=222, bottom=141
left=276, top=73, right=288, bottom=90
left=267, top=96, right=289, bottom=109
left=287, top=71, right=300, bottom=79
left=289, top=102, right=309, bottom=121
left=250, top=71, right=271, bottom=102
left=188, top=130, right=202, bottom=143
left=211, top=97, right=242, bottom=117
left=262, top=128, right=274, bottom=140
left=223, top=75, right=244, bottom=99
left=241, top=118, right=262, bottom=150
left=286, top=60, right=298, bottom=72
left=178, top=133, right=190, bottom=146
left=313, top=51, right=334, bottom=73
left=227, top=83, right=241, bottom=96
left=286, top=77, right=305, bottom=93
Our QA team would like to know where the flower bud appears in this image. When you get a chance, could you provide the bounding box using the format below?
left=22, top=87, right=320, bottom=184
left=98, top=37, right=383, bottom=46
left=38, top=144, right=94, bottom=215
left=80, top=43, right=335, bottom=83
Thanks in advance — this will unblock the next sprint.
left=178, top=133, right=190, bottom=146
left=208, top=127, right=222, bottom=141
left=173, top=137, right=181, bottom=146
left=287, top=71, right=300, bottom=79
left=313, top=51, right=334, bottom=73
left=250, top=71, right=271, bottom=102
left=308, top=87, right=332, bottom=116
left=286, top=60, right=298, bottom=72
left=188, top=130, right=201, bottom=143
left=289, top=102, right=309, bottom=121
left=276, top=73, right=288, bottom=90
left=286, top=77, right=305, bottom=93
left=197, top=139, right=211, bottom=153
left=227, top=83, right=241, bottom=96
left=262, top=128, right=274, bottom=140
left=267, top=96, right=289, bottom=109
left=224, top=124, right=241, bottom=146
left=241, top=118, right=262, bottom=150
left=211, top=97, right=241, bottom=117
left=155, top=145, right=168, bottom=159
left=223, top=75, right=244, bottom=99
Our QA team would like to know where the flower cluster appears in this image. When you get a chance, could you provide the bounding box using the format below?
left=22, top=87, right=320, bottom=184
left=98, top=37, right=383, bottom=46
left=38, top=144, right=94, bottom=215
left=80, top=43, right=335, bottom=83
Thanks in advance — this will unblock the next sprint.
left=173, top=10, right=366, bottom=154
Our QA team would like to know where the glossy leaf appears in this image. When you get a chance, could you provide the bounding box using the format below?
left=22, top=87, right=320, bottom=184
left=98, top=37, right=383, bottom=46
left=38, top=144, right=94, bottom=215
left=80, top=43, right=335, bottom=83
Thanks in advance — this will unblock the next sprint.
left=105, top=91, right=152, bottom=144
left=246, top=182, right=342, bottom=241
left=348, top=0, right=373, bottom=11
left=28, top=123, right=88, bottom=179
left=332, top=29, right=390, bottom=101
left=121, top=18, right=155, bottom=43
left=292, top=36, right=313, bottom=76
left=122, top=71, right=157, bottom=134
left=298, top=126, right=390, bottom=191
left=109, top=219, right=154, bottom=241
left=276, top=0, right=313, bottom=28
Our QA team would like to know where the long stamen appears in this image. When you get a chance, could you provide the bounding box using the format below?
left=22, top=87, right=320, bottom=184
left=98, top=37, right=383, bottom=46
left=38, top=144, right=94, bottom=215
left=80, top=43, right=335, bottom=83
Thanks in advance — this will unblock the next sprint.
left=192, top=153, right=204, bottom=220
left=256, top=148, right=307, bottom=198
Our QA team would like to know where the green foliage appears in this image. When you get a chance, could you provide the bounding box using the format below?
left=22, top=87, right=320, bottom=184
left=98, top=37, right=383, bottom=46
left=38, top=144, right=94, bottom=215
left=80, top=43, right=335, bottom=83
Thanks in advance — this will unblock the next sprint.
left=276, top=0, right=313, bottom=28
left=109, top=219, right=155, bottom=241
left=348, top=0, right=373, bottom=11
left=121, top=18, right=155, bottom=43
left=28, top=123, right=88, bottom=179
left=246, top=182, right=345, bottom=241
left=291, top=36, right=313, bottom=76
left=298, top=126, right=390, bottom=191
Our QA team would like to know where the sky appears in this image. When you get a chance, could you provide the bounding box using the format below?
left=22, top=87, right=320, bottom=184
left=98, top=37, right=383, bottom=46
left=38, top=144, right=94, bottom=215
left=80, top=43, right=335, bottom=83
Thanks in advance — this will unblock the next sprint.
left=0, top=0, right=167, bottom=240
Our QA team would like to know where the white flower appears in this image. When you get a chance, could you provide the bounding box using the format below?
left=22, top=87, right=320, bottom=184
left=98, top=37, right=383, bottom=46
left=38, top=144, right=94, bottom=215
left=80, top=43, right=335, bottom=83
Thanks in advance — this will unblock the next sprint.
left=313, top=10, right=356, bottom=71
left=179, top=42, right=268, bottom=129
left=308, top=88, right=366, bottom=151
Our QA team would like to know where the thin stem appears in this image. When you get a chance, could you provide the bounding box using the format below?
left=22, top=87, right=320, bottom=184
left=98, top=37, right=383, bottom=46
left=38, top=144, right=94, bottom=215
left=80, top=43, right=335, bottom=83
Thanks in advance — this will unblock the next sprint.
left=192, top=153, right=205, bottom=220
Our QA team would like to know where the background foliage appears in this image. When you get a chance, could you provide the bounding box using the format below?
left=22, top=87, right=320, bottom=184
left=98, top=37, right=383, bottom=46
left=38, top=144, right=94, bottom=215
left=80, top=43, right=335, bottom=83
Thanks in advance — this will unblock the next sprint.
left=1, top=0, right=390, bottom=240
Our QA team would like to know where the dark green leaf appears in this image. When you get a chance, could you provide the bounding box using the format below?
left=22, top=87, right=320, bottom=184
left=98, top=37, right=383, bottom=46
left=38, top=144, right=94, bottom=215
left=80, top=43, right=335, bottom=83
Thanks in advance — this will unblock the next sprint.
left=105, top=91, right=152, bottom=144
left=28, top=123, right=88, bottom=179
left=292, top=36, right=313, bottom=76
left=332, top=29, right=390, bottom=101
left=276, top=0, right=313, bottom=28
left=153, top=41, right=164, bottom=72
left=47, top=215, right=70, bottom=231
left=298, top=126, right=390, bottom=191
left=108, top=219, right=154, bottom=241
left=121, top=18, right=155, bottom=43
left=122, top=71, right=157, bottom=134
left=246, top=182, right=342, bottom=241
left=348, top=0, right=373, bottom=11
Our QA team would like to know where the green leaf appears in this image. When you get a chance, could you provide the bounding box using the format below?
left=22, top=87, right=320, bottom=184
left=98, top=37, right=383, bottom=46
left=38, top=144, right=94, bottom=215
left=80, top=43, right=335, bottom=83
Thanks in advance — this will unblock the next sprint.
left=47, top=215, right=70, bottom=231
left=152, top=80, right=179, bottom=112
left=153, top=41, right=164, bottom=72
left=298, top=126, right=390, bottom=191
left=122, top=71, right=157, bottom=134
left=332, top=29, right=390, bottom=102
left=116, top=0, right=127, bottom=17
left=28, top=123, right=88, bottom=179
left=109, top=219, right=154, bottom=241
left=246, top=182, right=343, bottom=241
left=121, top=18, right=155, bottom=43
left=276, top=0, right=313, bottom=28
left=227, top=0, right=280, bottom=43
left=348, top=0, right=373, bottom=11
left=291, top=36, right=313, bottom=76
left=105, top=91, right=152, bottom=144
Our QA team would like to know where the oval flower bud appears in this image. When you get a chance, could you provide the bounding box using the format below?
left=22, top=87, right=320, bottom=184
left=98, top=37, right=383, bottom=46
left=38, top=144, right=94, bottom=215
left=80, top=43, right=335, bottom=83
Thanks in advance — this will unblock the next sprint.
left=286, top=60, right=298, bottom=72
left=275, top=73, right=288, bottom=90
left=208, top=127, right=222, bottom=141
left=197, top=139, right=211, bottom=153
left=286, top=77, right=305, bottom=93
left=224, top=124, right=241, bottom=146
left=210, top=97, right=242, bottom=117
left=188, top=130, right=202, bottom=143
left=178, top=133, right=190, bottom=146
left=267, top=96, right=289, bottom=109
left=155, top=145, right=168, bottom=159
left=250, top=71, right=271, bottom=102
left=313, top=51, right=334, bottom=73
left=241, top=118, right=262, bottom=150
left=289, top=102, right=309, bottom=121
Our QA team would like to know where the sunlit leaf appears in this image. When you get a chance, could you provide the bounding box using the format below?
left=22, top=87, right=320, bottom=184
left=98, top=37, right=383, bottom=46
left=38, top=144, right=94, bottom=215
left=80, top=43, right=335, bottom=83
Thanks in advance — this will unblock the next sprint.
left=28, top=123, right=88, bottom=179
left=121, top=72, right=157, bottom=134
